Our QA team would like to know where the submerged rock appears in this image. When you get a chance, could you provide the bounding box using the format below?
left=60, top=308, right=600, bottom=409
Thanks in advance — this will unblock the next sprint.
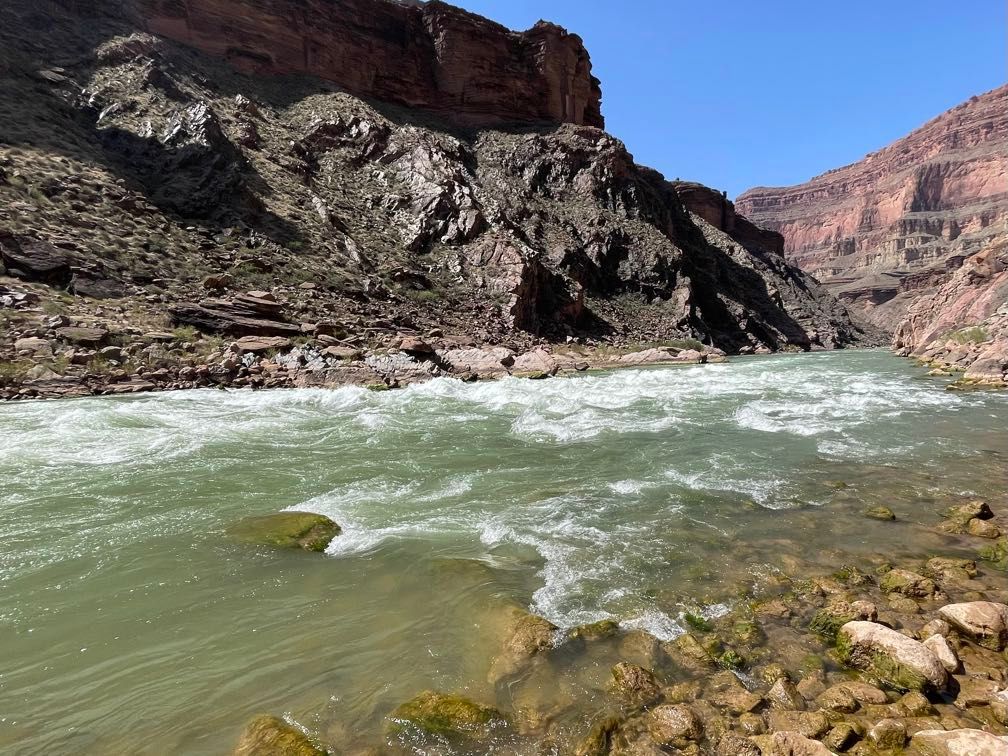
left=230, top=512, right=341, bottom=552
left=750, top=730, right=833, bottom=755
left=388, top=690, right=507, bottom=740
left=487, top=607, right=557, bottom=683
left=610, top=661, right=661, bottom=704
left=865, top=505, right=896, bottom=521
left=908, top=728, right=1008, bottom=755
left=937, top=601, right=1008, bottom=650
left=879, top=568, right=937, bottom=598
left=232, top=714, right=326, bottom=756
left=836, top=621, right=948, bottom=692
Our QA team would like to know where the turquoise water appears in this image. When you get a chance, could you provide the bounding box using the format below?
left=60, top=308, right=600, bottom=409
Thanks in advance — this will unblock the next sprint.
left=1, top=350, right=1006, bottom=753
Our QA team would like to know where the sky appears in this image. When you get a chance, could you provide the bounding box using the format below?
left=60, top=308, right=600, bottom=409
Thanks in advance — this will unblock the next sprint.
left=453, top=1, right=1007, bottom=198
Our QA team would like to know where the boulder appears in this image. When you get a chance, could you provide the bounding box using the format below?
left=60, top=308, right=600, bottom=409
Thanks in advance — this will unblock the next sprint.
left=440, top=347, right=515, bottom=376
left=14, top=337, right=53, bottom=356
left=868, top=718, right=907, bottom=750
left=921, top=633, right=959, bottom=672
left=879, top=568, right=936, bottom=597
left=511, top=348, right=558, bottom=378
left=837, top=621, right=948, bottom=691
left=229, top=512, right=341, bottom=552
left=232, top=714, right=325, bottom=756
left=398, top=336, right=434, bottom=355
left=610, top=661, right=661, bottom=704
left=646, top=704, right=703, bottom=745
left=908, top=728, right=1008, bottom=755
left=171, top=302, right=301, bottom=337
left=767, top=677, right=805, bottom=710
left=388, top=691, right=507, bottom=741
left=937, top=602, right=1008, bottom=650
left=55, top=326, right=108, bottom=347
left=487, top=608, right=557, bottom=683
left=749, top=731, right=833, bottom=755
left=0, top=234, right=71, bottom=285
left=766, top=710, right=830, bottom=740
left=865, top=505, right=896, bottom=521
left=234, top=336, right=292, bottom=354
left=967, top=518, right=1002, bottom=538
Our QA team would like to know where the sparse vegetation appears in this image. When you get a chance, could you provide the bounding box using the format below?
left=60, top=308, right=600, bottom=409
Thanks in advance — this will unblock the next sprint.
left=945, top=326, right=989, bottom=345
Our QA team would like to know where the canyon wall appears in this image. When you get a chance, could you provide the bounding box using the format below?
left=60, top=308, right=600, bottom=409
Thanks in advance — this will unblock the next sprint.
left=736, top=85, right=1008, bottom=333
left=123, top=0, right=604, bottom=129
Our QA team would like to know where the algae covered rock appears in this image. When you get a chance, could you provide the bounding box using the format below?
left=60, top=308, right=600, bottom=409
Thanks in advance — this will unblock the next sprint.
left=836, top=621, right=947, bottom=692
left=979, top=538, right=1008, bottom=570
left=610, top=661, right=661, bottom=704
left=230, top=512, right=341, bottom=552
left=646, top=703, right=703, bottom=746
left=232, top=714, right=327, bottom=756
left=388, top=690, right=508, bottom=741
left=865, top=505, right=896, bottom=521
left=879, top=568, right=936, bottom=598
left=567, top=619, right=620, bottom=643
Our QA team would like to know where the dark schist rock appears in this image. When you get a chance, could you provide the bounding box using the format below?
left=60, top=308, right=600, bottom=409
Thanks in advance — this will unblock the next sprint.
left=0, top=233, right=72, bottom=286
left=5, top=0, right=872, bottom=364
left=170, top=301, right=301, bottom=336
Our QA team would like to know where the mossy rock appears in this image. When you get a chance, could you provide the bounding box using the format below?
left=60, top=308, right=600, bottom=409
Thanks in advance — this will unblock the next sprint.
left=574, top=716, right=622, bottom=756
left=716, top=649, right=745, bottom=671
left=388, top=691, right=508, bottom=740
left=230, top=512, right=341, bottom=552
left=979, top=539, right=1008, bottom=571
left=232, top=714, right=327, bottom=756
left=809, top=607, right=854, bottom=642
left=682, top=611, right=713, bottom=633
left=864, top=505, right=896, bottom=521
left=567, top=619, right=620, bottom=643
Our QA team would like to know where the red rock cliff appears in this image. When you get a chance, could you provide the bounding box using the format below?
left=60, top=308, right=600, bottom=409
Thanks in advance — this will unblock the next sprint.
left=126, top=0, right=603, bottom=129
left=736, top=85, right=1008, bottom=331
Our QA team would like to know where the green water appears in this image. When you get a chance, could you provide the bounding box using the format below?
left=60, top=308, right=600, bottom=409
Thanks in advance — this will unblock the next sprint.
left=1, top=350, right=1006, bottom=754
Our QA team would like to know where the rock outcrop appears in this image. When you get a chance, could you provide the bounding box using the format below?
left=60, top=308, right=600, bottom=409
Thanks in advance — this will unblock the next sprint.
left=892, top=241, right=1008, bottom=385
left=737, top=85, right=1008, bottom=334
left=0, top=0, right=873, bottom=400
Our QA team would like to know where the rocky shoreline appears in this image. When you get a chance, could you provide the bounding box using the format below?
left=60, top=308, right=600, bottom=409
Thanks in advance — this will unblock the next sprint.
left=0, top=279, right=753, bottom=402
left=227, top=499, right=1008, bottom=755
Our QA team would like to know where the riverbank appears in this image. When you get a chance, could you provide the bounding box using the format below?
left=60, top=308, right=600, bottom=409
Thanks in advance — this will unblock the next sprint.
left=1, top=292, right=747, bottom=401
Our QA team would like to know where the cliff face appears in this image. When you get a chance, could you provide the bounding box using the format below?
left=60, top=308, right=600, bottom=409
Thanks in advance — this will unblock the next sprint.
left=0, top=0, right=873, bottom=399
left=736, top=85, right=1008, bottom=333
left=893, top=242, right=1008, bottom=386
left=128, top=0, right=604, bottom=129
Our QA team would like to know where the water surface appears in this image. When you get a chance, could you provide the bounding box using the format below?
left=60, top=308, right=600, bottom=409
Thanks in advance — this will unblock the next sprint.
left=2, top=350, right=1006, bottom=753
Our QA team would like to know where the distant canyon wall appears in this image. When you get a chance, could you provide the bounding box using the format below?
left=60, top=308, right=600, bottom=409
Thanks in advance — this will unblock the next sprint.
left=736, top=85, right=1008, bottom=334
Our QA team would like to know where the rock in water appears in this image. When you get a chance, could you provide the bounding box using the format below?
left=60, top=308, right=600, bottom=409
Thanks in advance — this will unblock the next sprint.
left=487, top=607, right=557, bottom=683
left=230, top=512, right=341, bottom=552
left=388, top=690, right=508, bottom=741
left=232, top=714, right=326, bottom=756
left=836, top=621, right=947, bottom=692
left=908, top=728, right=1008, bottom=756
left=937, top=601, right=1008, bottom=650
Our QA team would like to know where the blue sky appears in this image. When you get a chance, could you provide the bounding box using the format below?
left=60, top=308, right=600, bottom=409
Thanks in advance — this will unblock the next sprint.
left=453, top=1, right=1006, bottom=198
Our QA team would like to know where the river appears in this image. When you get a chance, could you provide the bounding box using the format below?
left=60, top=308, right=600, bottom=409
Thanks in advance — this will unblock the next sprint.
left=2, top=350, right=1006, bottom=753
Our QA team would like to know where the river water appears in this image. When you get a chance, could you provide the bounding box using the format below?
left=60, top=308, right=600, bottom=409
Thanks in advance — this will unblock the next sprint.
left=1, top=350, right=1006, bottom=753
